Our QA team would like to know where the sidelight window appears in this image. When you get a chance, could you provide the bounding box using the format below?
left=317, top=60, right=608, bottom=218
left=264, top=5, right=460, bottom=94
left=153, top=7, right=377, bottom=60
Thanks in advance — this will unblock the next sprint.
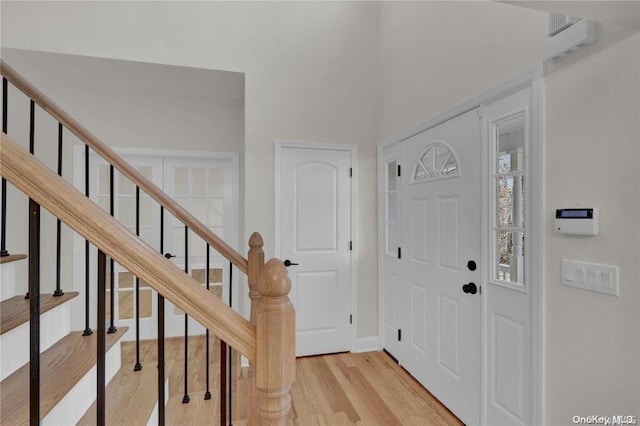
left=493, top=113, right=526, bottom=285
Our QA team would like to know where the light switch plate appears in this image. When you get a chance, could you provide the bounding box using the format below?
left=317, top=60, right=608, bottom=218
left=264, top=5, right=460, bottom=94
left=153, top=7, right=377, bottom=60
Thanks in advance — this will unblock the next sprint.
left=561, top=259, right=619, bottom=296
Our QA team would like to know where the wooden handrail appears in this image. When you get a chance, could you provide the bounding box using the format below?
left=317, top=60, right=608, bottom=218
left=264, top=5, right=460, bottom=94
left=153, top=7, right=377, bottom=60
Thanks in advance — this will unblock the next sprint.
left=0, top=60, right=248, bottom=275
left=1, top=132, right=256, bottom=361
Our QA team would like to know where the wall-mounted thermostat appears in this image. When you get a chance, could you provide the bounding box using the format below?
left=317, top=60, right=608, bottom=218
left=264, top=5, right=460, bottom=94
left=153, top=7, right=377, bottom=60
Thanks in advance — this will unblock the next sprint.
left=555, top=208, right=598, bottom=235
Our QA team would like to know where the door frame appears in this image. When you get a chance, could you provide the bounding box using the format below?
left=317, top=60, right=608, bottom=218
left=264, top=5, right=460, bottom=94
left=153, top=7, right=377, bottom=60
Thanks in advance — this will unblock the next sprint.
left=72, top=146, right=241, bottom=336
left=274, top=140, right=359, bottom=353
left=377, top=66, right=545, bottom=425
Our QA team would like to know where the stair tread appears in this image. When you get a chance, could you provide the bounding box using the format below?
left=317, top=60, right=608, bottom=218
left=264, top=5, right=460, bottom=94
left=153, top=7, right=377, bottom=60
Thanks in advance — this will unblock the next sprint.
left=166, top=391, right=220, bottom=425
left=0, top=327, right=128, bottom=425
left=1, top=292, right=79, bottom=335
left=0, top=254, right=27, bottom=265
left=76, top=358, right=160, bottom=426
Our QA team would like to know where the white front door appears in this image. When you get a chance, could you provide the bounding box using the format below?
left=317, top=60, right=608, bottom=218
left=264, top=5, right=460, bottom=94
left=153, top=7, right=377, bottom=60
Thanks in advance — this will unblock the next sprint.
left=279, top=146, right=352, bottom=357
left=400, top=109, right=481, bottom=425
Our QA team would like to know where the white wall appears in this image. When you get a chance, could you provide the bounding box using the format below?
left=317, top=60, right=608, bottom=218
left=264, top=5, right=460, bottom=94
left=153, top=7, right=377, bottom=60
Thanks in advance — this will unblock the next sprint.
left=544, top=32, right=640, bottom=423
left=0, top=1, right=380, bottom=336
left=0, top=49, right=245, bottom=312
left=378, top=1, right=546, bottom=140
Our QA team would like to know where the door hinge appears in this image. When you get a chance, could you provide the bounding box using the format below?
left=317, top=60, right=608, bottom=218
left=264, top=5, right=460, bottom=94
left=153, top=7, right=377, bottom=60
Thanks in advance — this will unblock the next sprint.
left=398, top=329, right=402, bottom=341
left=349, top=167, right=353, bottom=177
left=397, top=164, right=401, bottom=177
left=349, top=241, right=353, bottom=251
left=350, top=314, right=353, bottom=324
left=397, top=247, right=402, bottom=259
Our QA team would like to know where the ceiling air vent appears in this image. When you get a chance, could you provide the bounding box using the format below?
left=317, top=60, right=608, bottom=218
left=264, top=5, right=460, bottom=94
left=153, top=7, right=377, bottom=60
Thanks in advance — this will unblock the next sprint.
left=545, top=14, right=598, bottom=62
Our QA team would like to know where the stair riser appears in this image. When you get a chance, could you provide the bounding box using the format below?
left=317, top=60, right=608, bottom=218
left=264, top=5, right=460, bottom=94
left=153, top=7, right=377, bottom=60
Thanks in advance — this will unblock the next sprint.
left=146, top=380, right=169, bottom=426
left=43, top=341, right=121, bottom=425
left=0, top=263, right=17, bottom=302
left=0, top=302, right=71, bottom=380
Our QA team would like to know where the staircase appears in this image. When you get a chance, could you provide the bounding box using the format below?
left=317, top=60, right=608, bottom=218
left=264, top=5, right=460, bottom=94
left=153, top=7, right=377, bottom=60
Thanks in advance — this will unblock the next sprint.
left=0, top=60, right=295, bottom=425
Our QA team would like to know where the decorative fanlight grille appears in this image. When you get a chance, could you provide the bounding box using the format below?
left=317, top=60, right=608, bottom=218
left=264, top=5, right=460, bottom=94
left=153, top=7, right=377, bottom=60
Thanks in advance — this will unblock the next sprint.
left=412, top=142, right=460, bottom=182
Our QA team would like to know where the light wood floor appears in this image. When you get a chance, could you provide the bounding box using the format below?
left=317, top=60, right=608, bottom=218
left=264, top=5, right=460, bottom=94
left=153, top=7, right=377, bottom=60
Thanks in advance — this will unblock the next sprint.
left=113, top=337, right=462, bottom=425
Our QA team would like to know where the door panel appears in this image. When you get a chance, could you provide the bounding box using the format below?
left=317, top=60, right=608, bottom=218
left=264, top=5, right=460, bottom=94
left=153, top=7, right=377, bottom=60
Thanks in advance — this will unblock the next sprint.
left=401, top=109, right=481, bottom=425
left=280, top=147, right=352, bottom=357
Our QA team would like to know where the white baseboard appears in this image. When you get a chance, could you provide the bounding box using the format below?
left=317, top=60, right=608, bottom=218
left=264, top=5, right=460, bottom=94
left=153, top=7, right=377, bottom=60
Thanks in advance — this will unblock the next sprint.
left=353, top=336, right=379, bottom=353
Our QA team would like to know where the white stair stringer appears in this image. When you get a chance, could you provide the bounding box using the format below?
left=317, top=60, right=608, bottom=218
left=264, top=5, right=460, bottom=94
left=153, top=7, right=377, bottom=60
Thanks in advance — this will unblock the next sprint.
left=42, top=339, right=122, bottom=426
left=0, top=300, right=72, bottom=380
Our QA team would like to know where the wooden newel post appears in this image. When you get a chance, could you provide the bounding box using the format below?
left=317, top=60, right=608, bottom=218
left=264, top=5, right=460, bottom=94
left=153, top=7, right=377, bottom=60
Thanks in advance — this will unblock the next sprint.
left=248, top=232, right=264, bottom=326
left=256, top=258, right=295, bottom=425
left=247, top=232, right=264, bottom=424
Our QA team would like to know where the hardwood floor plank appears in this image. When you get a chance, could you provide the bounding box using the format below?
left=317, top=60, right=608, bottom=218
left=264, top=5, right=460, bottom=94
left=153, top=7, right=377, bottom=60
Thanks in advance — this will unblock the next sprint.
left=325, top=354, right=402, bottom=425
left=291, top=356, right=360, bottom=423
left=73, top=337, right=461, bottom=425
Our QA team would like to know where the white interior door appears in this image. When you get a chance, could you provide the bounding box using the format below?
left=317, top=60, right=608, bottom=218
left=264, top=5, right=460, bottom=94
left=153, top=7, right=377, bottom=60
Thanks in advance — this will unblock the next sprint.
left=279, top=146, right=352, bottom=357
left=87, top=151, right=237, bottom=339
left=90, top=154, right=163, bottom=341
left=163, top=156, right=236, bottom=337
left=400, top=109, right=481, bottom=425
left=380, top=143, right=402, bottom=359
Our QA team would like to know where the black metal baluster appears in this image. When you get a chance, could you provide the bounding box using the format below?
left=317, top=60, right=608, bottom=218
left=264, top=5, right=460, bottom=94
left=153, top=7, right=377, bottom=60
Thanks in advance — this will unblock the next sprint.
left=220, top=338, right=227, bottom=425
left=182, top=225, right=190, bottom=404
left=97, top=250, right=107, bottom=426
left=1, top=77, right=9, bottom=257
left=53, top=123, right=64, bottom=297
left=134, top=185, right=142, bottom=371
left=107, top=165, right=117, bottom=334
left=83, top=145, right=92, bottom=336
left=228, top=261, right=233, bottom=426
left=205, top=243, right=211, bottom=400
left=25, top=100, right=35, bottom=300
left=158, top=206, right=166, bottom=426
left=28, top=199, right=40, bottom=425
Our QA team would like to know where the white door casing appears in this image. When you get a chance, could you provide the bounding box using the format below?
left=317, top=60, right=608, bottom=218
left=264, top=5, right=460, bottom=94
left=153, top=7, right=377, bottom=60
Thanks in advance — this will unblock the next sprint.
left=276, top=143, right=354, bottom=357
left=400, top=108, right=482, bottom=425
left=379, top=143, right=402, bottom=359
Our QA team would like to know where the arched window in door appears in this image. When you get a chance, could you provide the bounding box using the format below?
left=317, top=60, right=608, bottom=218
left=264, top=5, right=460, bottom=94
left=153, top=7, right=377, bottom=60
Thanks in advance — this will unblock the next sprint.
left=412, top=142, right=460, bottom=182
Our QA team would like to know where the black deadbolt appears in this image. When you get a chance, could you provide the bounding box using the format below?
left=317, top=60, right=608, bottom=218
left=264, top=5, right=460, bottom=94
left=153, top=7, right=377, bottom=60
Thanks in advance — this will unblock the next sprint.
left=467, top=260, right=477, bottom=271
left=283, top=259, right=299, bottom=267
left=462, top=282, right=478, bottom=294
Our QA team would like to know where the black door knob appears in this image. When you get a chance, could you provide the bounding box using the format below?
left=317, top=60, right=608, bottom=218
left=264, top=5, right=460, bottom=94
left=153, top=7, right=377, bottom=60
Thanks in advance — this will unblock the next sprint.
left=283, top=259, right=299, bottom=267
left=462, top=282, right=478, bottom=294
left=164, top=253, right=177, bottom=259
left=467, top=260, right=477, bottom=271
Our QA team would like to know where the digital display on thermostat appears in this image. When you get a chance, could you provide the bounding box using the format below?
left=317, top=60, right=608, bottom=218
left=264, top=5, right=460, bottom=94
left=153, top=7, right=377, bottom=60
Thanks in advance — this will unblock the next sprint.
left=556, top=209, right=593, bottom=219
